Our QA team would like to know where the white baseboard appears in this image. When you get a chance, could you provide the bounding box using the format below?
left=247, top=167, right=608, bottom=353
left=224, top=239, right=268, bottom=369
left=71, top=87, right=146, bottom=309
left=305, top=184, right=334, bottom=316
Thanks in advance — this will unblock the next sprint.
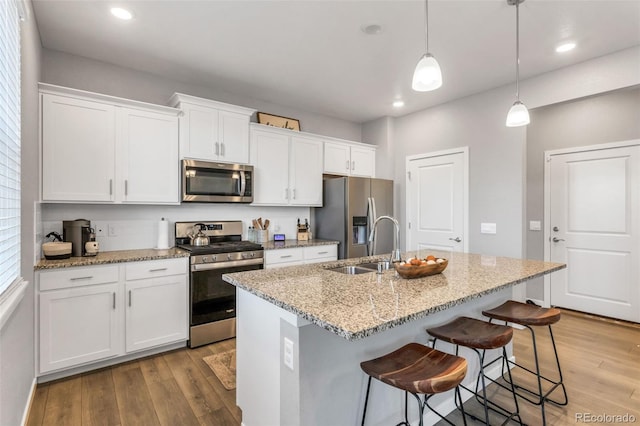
left=423, top=355, right=516, bottom=425
left=20, top=378, right=37, bottom=426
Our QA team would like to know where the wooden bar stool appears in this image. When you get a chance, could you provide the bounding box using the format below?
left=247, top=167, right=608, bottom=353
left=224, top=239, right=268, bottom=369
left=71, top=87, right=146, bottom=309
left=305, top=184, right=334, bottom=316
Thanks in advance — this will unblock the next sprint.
left=482, top=300, right=568, bottom=425
left=427, top=317, right=523, bottom=425
left=360, top=343, right=468, bottom=426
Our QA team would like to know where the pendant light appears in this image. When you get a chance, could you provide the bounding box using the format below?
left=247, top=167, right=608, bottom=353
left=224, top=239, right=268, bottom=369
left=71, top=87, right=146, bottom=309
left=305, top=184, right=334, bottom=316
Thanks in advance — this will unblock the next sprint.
left=412, top=0, right=442, bottom=91
left=505, top=0, right=530, bottom=127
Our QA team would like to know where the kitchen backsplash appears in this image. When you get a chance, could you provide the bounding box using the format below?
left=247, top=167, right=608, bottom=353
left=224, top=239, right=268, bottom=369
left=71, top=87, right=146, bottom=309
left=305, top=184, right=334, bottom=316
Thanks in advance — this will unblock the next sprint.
left=40, top=203, right=311, bottom=255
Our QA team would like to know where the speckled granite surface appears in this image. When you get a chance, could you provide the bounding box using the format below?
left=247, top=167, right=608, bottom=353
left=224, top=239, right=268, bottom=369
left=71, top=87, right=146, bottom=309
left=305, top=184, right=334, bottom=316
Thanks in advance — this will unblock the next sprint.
left=261, top=239, right=339, bottom=250
left=223, top=251, right=565, bottom=341
left=34, top=248, right=190, bottom=270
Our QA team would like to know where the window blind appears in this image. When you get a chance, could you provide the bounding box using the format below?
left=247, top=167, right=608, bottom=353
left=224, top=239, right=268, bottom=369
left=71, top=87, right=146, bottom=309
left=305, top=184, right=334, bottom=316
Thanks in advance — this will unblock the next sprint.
left=0, top=0, right=22, bottom=296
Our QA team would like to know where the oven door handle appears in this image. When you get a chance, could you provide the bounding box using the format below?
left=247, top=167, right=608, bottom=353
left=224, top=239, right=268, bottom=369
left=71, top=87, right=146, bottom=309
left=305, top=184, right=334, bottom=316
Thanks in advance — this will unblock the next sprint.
left=239, top=171, right=247, bottom=197
left=192, top=258, right=264, bottom=271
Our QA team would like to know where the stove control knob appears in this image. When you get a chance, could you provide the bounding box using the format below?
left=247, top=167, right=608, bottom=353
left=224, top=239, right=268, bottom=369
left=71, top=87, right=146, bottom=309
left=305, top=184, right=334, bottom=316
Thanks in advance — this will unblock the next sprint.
left=250, top=252, right=255, bottom=258
left=211, top=255, right=216, bottom=262
left=227, top=254, right=232, bottom=261
left=202, top=257, right=208, bottom=263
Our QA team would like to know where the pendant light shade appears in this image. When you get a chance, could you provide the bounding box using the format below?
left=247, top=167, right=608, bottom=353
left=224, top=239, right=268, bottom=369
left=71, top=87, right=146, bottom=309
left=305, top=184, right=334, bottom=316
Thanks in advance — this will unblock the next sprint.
left=505, top=0, right=529, bottom=127
left=412, top=53, right=443, bottom=91
left=412, top=0, right=442, bottom=92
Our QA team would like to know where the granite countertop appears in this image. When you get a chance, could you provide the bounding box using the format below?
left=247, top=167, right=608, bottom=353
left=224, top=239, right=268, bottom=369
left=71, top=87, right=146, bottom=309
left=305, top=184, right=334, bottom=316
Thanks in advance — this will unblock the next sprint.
left=35, top=247, right=190, bottom=270
left=261, top=239, right=339, bottom=250
left=223, top=251, right=566, bottom=341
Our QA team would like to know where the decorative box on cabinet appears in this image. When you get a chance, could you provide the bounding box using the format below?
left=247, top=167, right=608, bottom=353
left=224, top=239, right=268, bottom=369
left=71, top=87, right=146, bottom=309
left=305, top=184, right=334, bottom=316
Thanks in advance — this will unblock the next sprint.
left=40, top=83, right=180, bottom=204
left=324, top=140, right=375, bottom=177
left=170, top=93, right=256, bottom=164
left=250, top=124, right=323, bottom=206
left=37, top=258, right=188, bottom=377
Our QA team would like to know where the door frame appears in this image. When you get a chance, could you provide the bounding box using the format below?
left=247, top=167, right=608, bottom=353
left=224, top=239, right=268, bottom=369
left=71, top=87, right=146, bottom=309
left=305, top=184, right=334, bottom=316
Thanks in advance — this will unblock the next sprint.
left=405, top=147, right=470, bottom=253
left=542, top=138, right=640, bottom=307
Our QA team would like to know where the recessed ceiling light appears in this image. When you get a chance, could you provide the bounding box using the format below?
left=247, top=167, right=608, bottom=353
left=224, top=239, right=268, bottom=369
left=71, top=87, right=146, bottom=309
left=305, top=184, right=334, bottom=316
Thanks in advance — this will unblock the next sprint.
left=555, top=42, right=576, bottom=53
left=361, top=24, right=383, bottom=35
left=110, top=7, right=133, bottom=20
left=392, top=100, right=405, bottom=108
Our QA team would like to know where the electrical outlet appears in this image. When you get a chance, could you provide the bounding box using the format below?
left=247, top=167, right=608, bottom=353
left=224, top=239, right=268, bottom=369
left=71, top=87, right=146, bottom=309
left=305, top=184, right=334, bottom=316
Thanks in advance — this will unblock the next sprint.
left=94, top=222, right=106, bottom=237
left=283, top=337, right=294, bottom=370
left=108, top=224, right=118, bottom=237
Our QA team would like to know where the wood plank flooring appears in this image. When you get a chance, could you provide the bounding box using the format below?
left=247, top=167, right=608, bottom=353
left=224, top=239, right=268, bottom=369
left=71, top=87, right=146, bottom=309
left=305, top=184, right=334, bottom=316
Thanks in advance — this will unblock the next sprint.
left=27, top=310, right=640, bottom=426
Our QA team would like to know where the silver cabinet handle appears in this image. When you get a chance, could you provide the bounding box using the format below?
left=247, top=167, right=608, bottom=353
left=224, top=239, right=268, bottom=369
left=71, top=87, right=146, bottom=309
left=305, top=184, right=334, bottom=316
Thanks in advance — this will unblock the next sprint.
left=124, top=179, right=128, bottom=196
left=149, top=268, right=167, bottom=272
left=70, top=276, right=93, bottom=281
left=552, top=237, right=565, bottom=242
left=346, top=160, right=350, bottom=170
left=128, top=290, right=132, bottom=307
left=317, top=251, right=328, bottom=255
left=449, top=237, right=462, bottom=242
left=215, top=142, right=220, bottom=155
left=351, top=160, right=355, bottom=170
left=109, top=179, right=113, bottom=195
left=280, top=255, right=293, bottom=259
left=225, top=309, right=235, bottom=313
left=285, top=188, right=289, bottom=200
left=112, top=292, right=116, bottom=309
left=220, top=143, right=225, bottom=156
left=292, top=189, right=296, bottom=199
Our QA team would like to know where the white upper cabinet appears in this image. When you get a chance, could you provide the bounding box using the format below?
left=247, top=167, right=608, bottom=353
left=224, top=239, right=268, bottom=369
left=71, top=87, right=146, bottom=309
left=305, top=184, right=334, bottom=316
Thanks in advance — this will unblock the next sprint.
left=170, top=93, right=256, bottom=164
left=323, top=140, right=375, bottom=177
left=250, top=124, right=323, bottom=206
left=40, top=84, right=180, bottom=204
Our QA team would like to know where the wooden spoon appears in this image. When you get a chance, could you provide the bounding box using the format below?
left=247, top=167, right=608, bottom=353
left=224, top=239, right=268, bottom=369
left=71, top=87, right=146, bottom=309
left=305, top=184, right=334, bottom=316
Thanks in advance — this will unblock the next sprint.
left=264, top=219, right=270, bottom=230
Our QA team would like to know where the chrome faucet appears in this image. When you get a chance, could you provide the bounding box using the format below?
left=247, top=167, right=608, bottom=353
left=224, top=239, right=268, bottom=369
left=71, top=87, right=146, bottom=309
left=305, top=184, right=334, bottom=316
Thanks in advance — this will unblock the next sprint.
left=368, top=215, right=401, bottom=263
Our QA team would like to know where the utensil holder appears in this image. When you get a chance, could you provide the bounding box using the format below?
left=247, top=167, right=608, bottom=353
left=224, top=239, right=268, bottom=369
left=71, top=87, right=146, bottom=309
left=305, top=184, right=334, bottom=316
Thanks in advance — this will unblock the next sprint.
left=257, top=230, right=268, bottom=243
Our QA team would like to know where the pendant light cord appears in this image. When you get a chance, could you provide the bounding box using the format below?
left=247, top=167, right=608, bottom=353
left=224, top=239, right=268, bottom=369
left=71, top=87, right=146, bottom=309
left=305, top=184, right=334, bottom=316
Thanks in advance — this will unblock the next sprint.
left=515, top=0, right=520, bottom=100
left=424, top=0, right=429, bottom=53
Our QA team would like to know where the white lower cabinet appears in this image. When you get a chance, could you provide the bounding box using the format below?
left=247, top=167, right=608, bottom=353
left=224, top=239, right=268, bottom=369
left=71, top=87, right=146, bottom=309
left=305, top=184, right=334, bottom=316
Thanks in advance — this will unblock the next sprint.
left=37, top=258, right=188, bottom=376
left=265, top=244, right=337, bottom=269
left=39, top=282, right=121, bottom=373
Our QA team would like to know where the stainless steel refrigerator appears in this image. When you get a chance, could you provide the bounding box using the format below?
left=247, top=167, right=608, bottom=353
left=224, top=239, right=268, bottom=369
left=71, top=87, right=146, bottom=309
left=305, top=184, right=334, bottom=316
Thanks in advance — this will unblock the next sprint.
left=313, top=177, right=394, bottom=259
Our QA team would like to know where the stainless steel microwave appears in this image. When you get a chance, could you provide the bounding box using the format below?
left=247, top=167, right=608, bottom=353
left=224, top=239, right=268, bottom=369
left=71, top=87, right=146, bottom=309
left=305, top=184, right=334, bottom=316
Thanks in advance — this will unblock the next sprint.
left=182, top=160, right=253, bottom=203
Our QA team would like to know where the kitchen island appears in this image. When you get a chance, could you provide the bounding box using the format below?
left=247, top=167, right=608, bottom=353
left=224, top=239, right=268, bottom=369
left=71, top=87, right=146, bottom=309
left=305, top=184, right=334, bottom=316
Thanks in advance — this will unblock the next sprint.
left=223, top=252, right=565, bottom=426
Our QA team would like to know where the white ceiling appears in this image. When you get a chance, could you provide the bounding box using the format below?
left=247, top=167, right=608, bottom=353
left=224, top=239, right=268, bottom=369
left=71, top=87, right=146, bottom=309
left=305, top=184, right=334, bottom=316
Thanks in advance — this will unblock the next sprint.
left=32, top=0, right=640, bottom=123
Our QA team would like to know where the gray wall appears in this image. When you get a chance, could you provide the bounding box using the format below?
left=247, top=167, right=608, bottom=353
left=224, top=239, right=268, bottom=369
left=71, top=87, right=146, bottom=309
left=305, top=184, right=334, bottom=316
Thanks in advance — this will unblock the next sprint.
left=362, top=116, right=394, bottom=180
left=525, top=86, right=640, bottom=300
left=1, top=1, right=41, bottom=424
left=41, top=49, right=362, bottom=142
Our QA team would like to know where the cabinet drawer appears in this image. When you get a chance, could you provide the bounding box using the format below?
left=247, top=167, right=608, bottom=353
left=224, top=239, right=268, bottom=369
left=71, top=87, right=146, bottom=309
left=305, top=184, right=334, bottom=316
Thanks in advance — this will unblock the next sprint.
left=125, top=258, right=187, bottom=281
left=39, top=265, right=119, bottom=291
left=265, top=248, right=304, bottom=266
left=303, top=245, right=337, bottom=261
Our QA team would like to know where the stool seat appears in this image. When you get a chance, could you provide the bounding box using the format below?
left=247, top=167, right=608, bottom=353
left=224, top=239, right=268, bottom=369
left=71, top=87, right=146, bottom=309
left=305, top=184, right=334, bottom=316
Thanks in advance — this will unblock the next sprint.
left=427, top=316, right=513, bottom=349
left=482, top=300, right=561, bottom=326
left=360, top=343, right=467, bottom=395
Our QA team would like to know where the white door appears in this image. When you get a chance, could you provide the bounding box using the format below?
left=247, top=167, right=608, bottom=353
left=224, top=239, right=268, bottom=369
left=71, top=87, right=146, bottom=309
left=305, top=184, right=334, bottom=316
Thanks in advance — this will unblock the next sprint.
left=119, top=108, right=179, bottom=204
left=406, top=148, right=468, bottom=254
left=290, top=135, right=323, bottom=206
left=547, top=143, right=640, bottom=322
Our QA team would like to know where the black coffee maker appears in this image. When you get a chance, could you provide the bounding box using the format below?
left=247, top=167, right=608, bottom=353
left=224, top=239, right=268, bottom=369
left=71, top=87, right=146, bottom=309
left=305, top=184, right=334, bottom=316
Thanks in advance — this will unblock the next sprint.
left=62, top=219, right=94, bottom=257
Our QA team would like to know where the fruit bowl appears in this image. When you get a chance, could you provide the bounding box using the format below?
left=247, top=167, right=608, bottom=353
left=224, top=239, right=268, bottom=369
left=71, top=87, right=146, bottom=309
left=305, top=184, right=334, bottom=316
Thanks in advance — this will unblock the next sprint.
left=394, top=259, right=448, bottom=279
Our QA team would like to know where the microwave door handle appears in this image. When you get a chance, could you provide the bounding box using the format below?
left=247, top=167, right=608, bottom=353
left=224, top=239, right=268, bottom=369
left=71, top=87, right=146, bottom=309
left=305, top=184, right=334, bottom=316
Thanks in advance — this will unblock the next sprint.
left=239, top=171, right=246, bottom=196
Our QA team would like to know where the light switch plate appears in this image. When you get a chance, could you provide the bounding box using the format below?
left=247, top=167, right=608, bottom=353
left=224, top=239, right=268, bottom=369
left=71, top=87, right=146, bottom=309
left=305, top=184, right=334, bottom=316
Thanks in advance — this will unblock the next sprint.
left=283, top=337, right=294, bottom=370
left=480, top=223, right=497, bottom=234
left=529, top=220, right=542, bottom=231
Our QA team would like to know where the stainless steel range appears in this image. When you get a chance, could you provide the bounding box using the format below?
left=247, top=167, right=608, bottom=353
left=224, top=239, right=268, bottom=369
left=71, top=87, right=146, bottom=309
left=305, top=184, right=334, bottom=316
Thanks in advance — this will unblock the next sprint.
left=175, top=221, right=263, bottom=348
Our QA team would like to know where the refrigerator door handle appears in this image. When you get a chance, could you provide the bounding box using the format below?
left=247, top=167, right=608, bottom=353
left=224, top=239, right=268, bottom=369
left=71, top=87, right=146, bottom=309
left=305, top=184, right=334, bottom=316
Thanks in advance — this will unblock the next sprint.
left=367, top=197, right=376, bottom=256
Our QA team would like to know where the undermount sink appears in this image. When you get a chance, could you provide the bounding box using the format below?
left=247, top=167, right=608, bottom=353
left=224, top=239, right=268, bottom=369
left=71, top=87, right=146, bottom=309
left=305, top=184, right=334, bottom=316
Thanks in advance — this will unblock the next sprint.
left=327, top=266, right=375, bottom=275
left=357, top=261, right=391, bottom=271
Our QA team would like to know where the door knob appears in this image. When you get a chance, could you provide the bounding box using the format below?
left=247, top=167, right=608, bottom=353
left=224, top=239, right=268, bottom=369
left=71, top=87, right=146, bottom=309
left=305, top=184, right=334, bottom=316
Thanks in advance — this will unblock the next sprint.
left=553, top=226, right=559, bottom=232
left=449, top=237, right=462, bottom=243
left=552, top=237, right=565, bottom=242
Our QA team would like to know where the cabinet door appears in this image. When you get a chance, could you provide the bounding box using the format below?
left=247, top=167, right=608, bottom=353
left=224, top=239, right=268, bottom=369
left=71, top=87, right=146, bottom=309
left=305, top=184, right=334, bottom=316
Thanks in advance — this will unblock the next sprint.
left=290, top=135, right=323, bottom=206
left=323, top=142, right=351, bottom=176
left=42, top=94, right=116, bottom=202
left=265, top=248, right=304, bottom=269
left=350, top=146, right=376, bottom=177
left=120, top=108, right=179, bottom=204
left=250, top=129, right=290, bottom=205
left=125, top=275, right=188, bottom=353
left=181, top=104, right=219, bottom=160
left=219, top=110, right=250, bottom=164
left=39, top=283, right=121, bottom=373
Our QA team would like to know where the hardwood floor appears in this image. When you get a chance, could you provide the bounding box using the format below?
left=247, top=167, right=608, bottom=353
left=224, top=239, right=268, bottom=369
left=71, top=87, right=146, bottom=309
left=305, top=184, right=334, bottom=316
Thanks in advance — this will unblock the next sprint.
left=27, top=310, right=640, bottom=425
